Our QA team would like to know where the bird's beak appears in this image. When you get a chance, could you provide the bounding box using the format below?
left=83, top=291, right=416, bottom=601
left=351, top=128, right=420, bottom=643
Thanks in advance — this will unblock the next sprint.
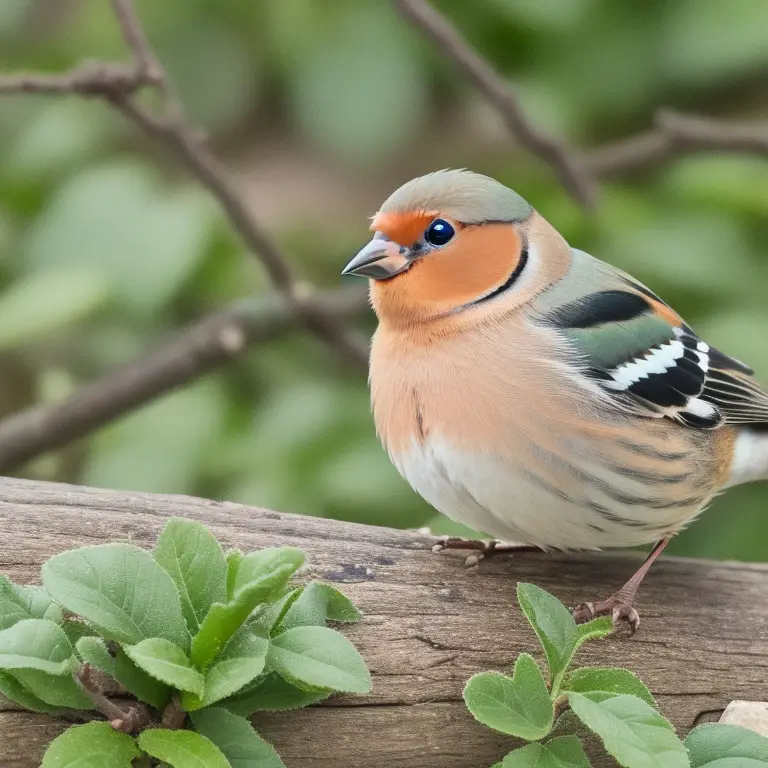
left=342, top=237, right=413, bottom=279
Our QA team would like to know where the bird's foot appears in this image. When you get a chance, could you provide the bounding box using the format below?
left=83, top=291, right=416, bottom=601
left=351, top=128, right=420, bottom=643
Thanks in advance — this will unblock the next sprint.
left=572, top=596, right=640, bottom=637
left=431, top=537, right=534, bottom=567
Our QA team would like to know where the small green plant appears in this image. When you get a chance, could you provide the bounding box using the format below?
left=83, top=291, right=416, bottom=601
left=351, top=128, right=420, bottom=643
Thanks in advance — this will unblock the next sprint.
left=464, top=583, right=768, bottom=767
left=0, top=517, right=371, bottom=767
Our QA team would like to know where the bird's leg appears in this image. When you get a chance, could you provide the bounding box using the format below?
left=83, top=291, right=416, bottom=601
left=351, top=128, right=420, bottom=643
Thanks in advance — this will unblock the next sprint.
left=431, top=537, right=538, bottom=567
left=572, top=538, right=669, bottom=636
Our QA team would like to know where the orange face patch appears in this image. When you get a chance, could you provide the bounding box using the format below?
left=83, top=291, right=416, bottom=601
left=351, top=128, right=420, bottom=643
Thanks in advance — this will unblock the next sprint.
left=371, top=210, right=438, bottom=247
left=370, top=222, right=524, bottom=327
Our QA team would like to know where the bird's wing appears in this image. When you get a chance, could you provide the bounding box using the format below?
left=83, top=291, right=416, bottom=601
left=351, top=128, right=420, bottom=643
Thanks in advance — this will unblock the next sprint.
left=536, top=251, right=768, bottom=429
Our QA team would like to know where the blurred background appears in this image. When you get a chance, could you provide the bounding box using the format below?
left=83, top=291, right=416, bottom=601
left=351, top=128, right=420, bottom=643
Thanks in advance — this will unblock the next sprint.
left=1, top=0, right=767, bottom=561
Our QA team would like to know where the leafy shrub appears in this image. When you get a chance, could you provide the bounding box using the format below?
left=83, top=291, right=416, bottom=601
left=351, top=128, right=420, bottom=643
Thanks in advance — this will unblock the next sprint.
left=0, top=517, right=370, bottom=767
left=464, top=583, right=768, bottom=767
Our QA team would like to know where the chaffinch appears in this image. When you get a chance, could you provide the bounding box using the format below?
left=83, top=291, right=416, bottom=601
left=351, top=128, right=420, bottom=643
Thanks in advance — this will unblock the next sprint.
left=343, top=169, right=768, bottom=631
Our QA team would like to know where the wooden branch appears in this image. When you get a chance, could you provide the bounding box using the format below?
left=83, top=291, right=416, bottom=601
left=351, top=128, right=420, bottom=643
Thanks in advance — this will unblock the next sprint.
left=1, top=477, right=767, bottom=767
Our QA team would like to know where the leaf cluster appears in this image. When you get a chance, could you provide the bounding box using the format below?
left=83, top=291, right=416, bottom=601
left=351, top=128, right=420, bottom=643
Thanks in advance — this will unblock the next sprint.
left=464, top=583, right=768, bottom=767
left=0, top=517, right=370, bottom=767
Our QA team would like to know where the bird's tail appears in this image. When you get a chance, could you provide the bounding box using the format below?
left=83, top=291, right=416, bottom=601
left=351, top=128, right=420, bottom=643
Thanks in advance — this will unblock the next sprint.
left=725, top=426, right=768, bottom=487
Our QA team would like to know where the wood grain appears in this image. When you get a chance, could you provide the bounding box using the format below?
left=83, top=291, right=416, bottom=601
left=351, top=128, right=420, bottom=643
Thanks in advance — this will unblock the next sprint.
left=0, top=477, right=766, bottom=767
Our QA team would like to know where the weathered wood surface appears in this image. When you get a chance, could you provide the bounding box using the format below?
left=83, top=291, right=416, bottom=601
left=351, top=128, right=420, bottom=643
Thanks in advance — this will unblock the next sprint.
left=0, top=476, right=767, bottom=767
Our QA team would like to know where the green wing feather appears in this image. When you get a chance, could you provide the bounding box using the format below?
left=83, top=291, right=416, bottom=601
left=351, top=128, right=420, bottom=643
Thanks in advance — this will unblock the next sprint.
left=563, top=314, right=676, bottom=372
left=535, top=248, right=768, bottom=428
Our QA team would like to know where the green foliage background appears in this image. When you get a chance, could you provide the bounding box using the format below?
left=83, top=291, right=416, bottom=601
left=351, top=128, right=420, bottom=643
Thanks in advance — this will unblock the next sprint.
left=1, top=0, right=767, bottom=561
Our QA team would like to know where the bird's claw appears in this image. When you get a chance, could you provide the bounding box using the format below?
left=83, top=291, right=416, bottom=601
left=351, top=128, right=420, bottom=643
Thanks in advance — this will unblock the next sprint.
left=572, top=598, right=640, bottom=637
left=430, top=537, right=508, bottom=567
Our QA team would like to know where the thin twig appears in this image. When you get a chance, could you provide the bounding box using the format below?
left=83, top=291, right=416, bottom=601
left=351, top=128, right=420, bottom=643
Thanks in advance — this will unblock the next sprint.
left=393, top=0, right=597, bottom=208
left=0, top=288, right=367, bottom=473
left=586, top=109, right=768, bottom=176
left=0, top=62, right=148, bottom=96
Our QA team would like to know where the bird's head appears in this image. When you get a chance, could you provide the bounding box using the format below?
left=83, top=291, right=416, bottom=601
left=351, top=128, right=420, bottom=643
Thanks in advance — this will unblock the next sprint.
left=342, top=169, right=560, bottom=329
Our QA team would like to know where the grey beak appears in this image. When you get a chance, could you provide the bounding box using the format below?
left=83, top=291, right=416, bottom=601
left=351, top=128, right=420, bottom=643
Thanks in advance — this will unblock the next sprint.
left=342, top=238, right=413, bottom=279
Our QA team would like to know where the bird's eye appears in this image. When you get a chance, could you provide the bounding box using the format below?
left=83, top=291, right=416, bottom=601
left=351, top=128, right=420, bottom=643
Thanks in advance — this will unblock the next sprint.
left=425, top=218, right=455, bottom=247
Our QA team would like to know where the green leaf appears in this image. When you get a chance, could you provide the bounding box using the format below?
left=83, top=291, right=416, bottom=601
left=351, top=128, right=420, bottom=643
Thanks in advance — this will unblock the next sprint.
left=76, top=636, right=115, bottom=672
left=686, top=722, right=768, bottom=766
left=124, top=638, right=204, bottom=696
left=517, top=584, right=577, bottom=686
left=42, top=722, right=139, bottom=767
left=114, top=647, right=171, bottom=710
left=75, top=636, right=116, bottom=675
left=191, top=707, right=286, bottom=768
left=225, top=551, right=243, bottom=602
left=191, top=548, right=305, bottom=669
left=0, top=670, right=69, bottom=713
left=138, top=728, right=231, bottom=768
left=252, top=589, right=301, bottom=635
left=575, top=616, right=614, bottom=642
left=154, top=518, right=227, bottom=635
left=0, top=576, right=62, bottom=629
left=563, top=668, right=656, bottom=707
left=266, top=625, right=370, bottom=694
left=13, top=667, right=94, bottom=709
left=0, top=618, right=73, bottom=674
left=279, top=582, right=361, bottom=630
left=183, top=627, right=269, bottom=710
left=42, top=543, right=189, bottom=649
left=61, top=620, right=93, bottom=647
left=463, top=654, right=554, bottom=740
left=0, top=268, right=109, bottom=352
left=232, top=548, right=305, bottom=599
left=502, top=735, right=590, bottom=767
left=568, top=692, right=688, bottom=768
left=222, top=672, right=331, bottom=715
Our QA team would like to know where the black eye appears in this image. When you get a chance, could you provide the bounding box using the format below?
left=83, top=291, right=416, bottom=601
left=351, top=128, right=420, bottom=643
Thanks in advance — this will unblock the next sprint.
left=425, top=218, right=455, bottom=247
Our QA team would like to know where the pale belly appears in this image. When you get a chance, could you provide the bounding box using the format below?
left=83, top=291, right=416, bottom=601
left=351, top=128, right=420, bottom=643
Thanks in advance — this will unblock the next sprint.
left=392, top=432, right=709, bottom=550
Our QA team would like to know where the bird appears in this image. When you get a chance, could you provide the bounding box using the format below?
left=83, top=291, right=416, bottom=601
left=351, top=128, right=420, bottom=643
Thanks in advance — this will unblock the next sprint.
left=342, top=168, right=768, bottom=632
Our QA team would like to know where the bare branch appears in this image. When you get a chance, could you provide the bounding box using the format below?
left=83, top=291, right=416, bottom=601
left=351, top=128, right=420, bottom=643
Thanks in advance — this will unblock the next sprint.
left=0, top=287, right=367, bottom=473
left=393, top=0, right=598, bottom=208
left=586, top=110, right=768, bottom=176
left=0, top=62, right=147, bottom=96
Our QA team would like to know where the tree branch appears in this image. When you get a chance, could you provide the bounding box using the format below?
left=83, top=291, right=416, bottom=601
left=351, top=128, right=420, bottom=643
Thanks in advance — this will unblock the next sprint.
left=0, top=62, right=150, bottom=96
left=586, top=109, right=768, bottom=176
left=0, top=287, right=367, bottom=473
